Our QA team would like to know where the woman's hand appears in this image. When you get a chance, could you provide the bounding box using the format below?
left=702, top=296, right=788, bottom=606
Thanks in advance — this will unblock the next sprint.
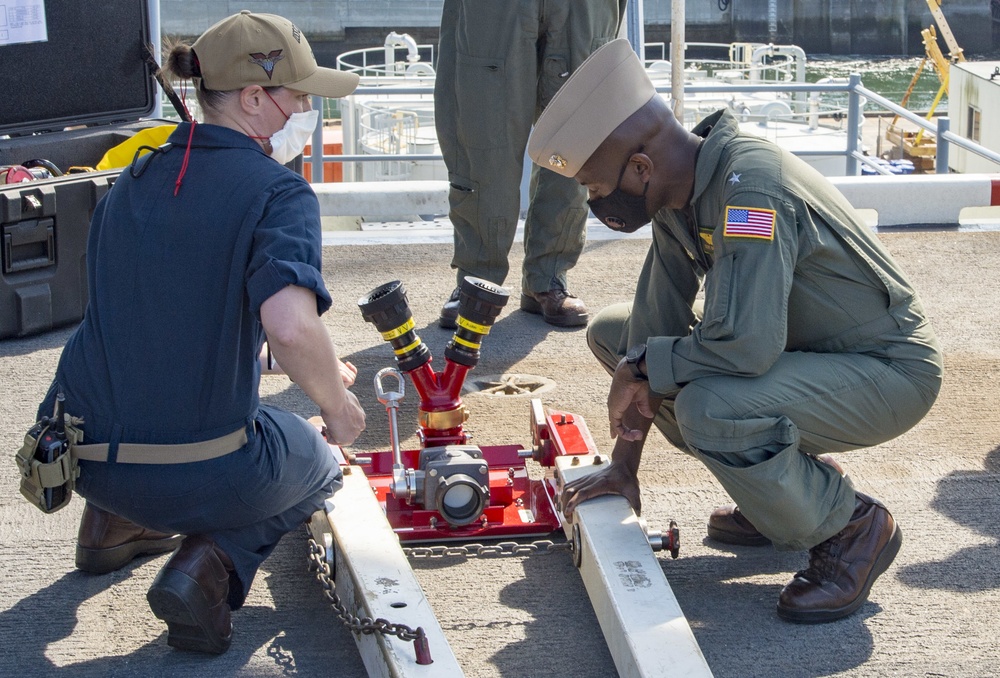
left=338, top=360, right=358, bottom=387
left=320, top=390, right=366, bottom=446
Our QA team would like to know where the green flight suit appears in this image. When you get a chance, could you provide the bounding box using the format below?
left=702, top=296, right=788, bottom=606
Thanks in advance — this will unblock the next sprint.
left=434, top=0, right=624, bottom=293
left=588, top=109, right=943, bottom=550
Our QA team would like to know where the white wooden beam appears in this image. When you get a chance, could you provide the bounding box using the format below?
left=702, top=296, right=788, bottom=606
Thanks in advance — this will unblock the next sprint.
left=312, top=175, right=1000, bottom=230
left=313, top=465, right=465, bottom=678
left=556, top=455, right=713, bottom=678
left=313, top=180, right=449, bottom=217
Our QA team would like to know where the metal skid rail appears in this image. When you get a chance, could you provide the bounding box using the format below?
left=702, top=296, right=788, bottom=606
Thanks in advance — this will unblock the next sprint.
left=310, top=398, right=711, bottom=677
left=308, top=464, right=464, bottom=677
left=555, top=453, right=712, bottom=677
left=537, top=401, right=713, bottom=678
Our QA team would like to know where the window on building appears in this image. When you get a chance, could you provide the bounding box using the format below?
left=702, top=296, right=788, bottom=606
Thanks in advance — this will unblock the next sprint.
left=967, top=106, right=981, bottom=142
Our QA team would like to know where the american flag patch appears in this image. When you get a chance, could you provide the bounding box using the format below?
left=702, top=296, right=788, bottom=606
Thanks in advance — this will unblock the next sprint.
left=724, top=206, right=776, bottom=240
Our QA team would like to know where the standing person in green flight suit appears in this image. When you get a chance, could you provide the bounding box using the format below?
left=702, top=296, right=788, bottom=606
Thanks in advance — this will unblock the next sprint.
left=434, top=0, right=626, bottom=329
left=528, top=39, right=943, bottom=623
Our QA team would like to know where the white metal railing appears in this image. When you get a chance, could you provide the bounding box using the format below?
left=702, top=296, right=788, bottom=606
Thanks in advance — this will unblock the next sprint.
left=306, top=74, right=1000, bottom=182
left=355, top=104, right=422, bottom=181
left=336, top=37, right=437, bottom=80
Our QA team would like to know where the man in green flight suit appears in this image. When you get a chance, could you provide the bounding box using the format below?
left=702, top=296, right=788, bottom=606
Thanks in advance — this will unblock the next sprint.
left=434, top=0, right=626, bottom=329
left=527, top=39, right=943, bottom=623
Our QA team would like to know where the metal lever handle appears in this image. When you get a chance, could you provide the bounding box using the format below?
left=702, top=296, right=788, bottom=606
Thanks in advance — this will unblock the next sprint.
left=374, top=366, right=405, bottom=406
left=374, top=368, right=404, bottom=464
left=375, top=368, right=413, bottom=500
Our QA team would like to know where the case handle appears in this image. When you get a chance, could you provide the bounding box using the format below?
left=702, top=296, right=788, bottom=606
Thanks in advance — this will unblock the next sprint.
left=2, top=218, right=55, bottom=274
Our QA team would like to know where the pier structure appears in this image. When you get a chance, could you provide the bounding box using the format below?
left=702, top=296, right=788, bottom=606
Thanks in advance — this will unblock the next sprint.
left=158, top=1, right=998, bottom=61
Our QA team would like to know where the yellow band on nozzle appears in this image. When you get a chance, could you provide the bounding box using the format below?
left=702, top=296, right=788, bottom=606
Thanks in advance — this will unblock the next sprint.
left=381, top=317, right=415, bottom=341
left=457, top=316, right=491, bottom=335
left=393, top=337, right=422, bottom=356
left=452, top=335, right=481, bottom=350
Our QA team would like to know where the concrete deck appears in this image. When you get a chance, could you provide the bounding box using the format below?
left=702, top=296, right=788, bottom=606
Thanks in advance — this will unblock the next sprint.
left=2, top=222, right=999, bottom=677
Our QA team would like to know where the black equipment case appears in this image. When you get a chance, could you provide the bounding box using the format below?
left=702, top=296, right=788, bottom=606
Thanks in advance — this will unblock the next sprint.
left=0, top=0, right=165, bottom=338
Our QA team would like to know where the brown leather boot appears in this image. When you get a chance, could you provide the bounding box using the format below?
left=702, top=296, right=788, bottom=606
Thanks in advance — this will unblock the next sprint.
left=146, top=534, right=233, bottom=654
left=707, top=504, right=771, bottom=546
left=776, top=491, right=902, bottom=623
left=707, top=454, right=845, bottom=546
left=76, top=502, right=184, bottom=574
left=520, top=288, right=589, bottom=327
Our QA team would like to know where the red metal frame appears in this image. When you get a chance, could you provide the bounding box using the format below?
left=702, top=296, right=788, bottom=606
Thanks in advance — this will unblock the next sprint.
left=352, top=405, right=598, bottom=543
left=355, top=278, right=605, bottom=543
left=405, top=358, right=470, bottom=447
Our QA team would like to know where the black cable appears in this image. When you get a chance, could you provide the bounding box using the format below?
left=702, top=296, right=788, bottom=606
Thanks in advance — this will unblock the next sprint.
left=22, top=158, right=63, bottom=176
left=144, top=42, right=191, bottom=122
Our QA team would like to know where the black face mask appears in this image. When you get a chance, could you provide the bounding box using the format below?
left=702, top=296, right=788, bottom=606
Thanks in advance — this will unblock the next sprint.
left=587, top=153, right=651, bottom=233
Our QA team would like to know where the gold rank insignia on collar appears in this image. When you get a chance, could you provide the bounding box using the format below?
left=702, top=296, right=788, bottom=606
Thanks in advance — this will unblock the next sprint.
left=548, top=154, right=568, bottom=169
left=699, top=227, right=714, bottom=254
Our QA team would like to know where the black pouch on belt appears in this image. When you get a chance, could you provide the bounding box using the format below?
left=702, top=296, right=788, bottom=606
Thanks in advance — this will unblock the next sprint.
left=14, top=393, right=83, bottom=513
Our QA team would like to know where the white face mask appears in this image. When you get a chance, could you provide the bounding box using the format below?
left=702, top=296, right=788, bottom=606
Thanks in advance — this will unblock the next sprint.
left=269, top=109, right=319, bottom=165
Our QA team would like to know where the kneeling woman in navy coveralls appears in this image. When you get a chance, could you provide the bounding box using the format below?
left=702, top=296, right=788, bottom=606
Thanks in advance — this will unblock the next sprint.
left=37, top=12, right=365, bottom=654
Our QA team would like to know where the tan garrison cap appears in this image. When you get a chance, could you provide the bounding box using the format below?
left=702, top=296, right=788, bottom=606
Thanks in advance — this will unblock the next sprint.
left=192, top=10, right=359, bottom=97
left=528, top=39, right=656, bottom=177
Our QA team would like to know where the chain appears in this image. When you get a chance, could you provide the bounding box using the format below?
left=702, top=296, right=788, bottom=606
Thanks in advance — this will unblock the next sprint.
left=305, top=535, right=572, bottom=651
left=306, top=537, right=427, bottom=643
left=403, top=538, right=572, bottom=559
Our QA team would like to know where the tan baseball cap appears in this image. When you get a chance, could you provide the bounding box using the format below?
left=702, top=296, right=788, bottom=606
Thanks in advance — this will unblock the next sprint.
left=192, top=10, right=359, bottom=98
left=528, top=39, right=656, bottom=178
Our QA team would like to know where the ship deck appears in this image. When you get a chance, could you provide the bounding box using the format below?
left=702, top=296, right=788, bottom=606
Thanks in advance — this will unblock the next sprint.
left=2, top=224, right=998, bottom=677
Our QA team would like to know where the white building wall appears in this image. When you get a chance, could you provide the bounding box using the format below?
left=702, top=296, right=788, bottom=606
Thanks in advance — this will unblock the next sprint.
left=949, top=62, right=1000, bottom=174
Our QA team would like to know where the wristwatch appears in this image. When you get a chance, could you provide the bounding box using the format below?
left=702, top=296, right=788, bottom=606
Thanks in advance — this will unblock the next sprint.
left=624, top=343, right=648, bottom=381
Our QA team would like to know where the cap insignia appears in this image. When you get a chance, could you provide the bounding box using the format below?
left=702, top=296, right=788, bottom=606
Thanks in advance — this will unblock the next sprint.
left=249, top=50, right=285, bottom=79
left=548, top=154, right=567, bottom=169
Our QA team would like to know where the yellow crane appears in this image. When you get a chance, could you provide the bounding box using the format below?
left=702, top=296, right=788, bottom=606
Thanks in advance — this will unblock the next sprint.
left=885, top=0, right=965, bottom=167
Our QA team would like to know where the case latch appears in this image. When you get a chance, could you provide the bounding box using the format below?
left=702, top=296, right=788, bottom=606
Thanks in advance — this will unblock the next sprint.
left=3, top=218, right=56, bottom=274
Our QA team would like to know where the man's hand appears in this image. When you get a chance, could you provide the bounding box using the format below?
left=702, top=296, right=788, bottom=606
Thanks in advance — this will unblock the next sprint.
left=609, top=357, right=656, bottom=441
left=566, top=349, right=667, bottom=520
left=560, top=461, right=641, bottom=518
